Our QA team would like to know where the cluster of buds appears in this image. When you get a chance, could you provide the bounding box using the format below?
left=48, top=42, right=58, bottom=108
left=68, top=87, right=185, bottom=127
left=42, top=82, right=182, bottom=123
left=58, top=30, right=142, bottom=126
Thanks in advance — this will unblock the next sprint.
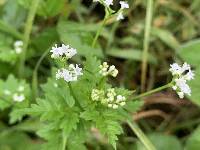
left=50, top=44, right=83, bottom=82
left=14, top=40, right=23, bottom=54
left=169, top=62, right=194, bottom=99
left=50, top=44, right=77, bottom=59
left=56, top=64, right=83, bottom=82
left=4, top=85, right=25, bottom=102
left=91, top=88, right=126, bottom=109
left=99, top=62, right=118, bottom=77
left=93, top=0, right=129, bottom=21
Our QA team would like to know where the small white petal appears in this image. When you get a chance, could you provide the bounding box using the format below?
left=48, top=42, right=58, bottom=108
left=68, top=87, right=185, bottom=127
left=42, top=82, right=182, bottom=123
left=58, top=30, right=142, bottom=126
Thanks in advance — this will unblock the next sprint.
left=120, top=1, right=129, bottom=9
left=177, top=92, right=184, bottom=99
left=13, top=93, right=25, bottom=102
left=104, top=0, right=113, bottom=6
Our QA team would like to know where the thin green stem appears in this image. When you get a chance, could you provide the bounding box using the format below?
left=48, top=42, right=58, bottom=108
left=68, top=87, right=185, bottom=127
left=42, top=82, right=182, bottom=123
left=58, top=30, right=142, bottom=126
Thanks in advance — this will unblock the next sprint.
left=141, top=0, right=154, bottom=91
left=19, top=0, right=40, bottom=78
left=32, top=49, right=49, bottom=100
left=92, top=16, right=107, bottom=48
left=62, top=133, right=67, bottom=150
left=132, top=83, right=172, bottom=100
left=127, top=120, right=156, bottom=150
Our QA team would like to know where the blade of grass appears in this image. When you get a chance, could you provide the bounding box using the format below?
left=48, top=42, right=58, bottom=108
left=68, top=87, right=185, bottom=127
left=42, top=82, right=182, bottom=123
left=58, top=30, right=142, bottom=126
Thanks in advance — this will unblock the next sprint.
left=127, top=120, right=156, bottom=150
left=141, top=0, right=154, bottom=92
left=19, top=0, right=40, bottom=78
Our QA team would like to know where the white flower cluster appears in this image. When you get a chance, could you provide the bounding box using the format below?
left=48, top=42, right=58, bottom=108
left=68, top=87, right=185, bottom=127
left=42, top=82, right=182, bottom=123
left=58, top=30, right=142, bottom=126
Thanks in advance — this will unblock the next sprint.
left=99, top=62, right=118, bottom=77
left=91, top=88, right=126, bottom=109
left=50, top=44, right=77, bottom=59
left=4, top=85, right=25, bottom=102
left=56, top=64, right=83, bottom=82
left=93, top=0, right=113, bottom=7
left=51, top=44, right=83, bottom=82
left=93, top=0, right=129, bottom=21
left=117, top=1, right=129, bottom=21
left=14, top=40, right=23, bottom=54
left=169, top=62, right=194, bottom=99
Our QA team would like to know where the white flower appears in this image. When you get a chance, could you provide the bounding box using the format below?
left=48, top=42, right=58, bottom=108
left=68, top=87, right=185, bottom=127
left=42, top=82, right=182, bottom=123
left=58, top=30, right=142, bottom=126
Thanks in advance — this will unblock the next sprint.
left=61, top=44, right=77, bottom=59
left=56, top=69, right=64, bottom=80
left=169, top=63, right=182, bottom=76
left=13, top=93, right=25, bottom=102
left=62, top=69, right=73, bottom=82
left=14, top=40, right=23, bottom=54
left=170, top=62, right=194, bottom=99
left=119, top=1, right=129, bottom=9
left=50, top=44, right=63, bottom=58
left=112, top=104, right=118, bottom=109
left=177, top=92, right=184, bottom=99
left=116, top=12, right=124, bottom=20
left=18, top=86, right=24, bottom=92
left=108, top=65, right=118, bottom=77
left=99, top=62, right=118, bottom=77
left=4, top=90, right=11, bottom=95
left=55, top=64, right=83, bottom=82
left=91, top=89, right=104, bottom=101
left=69, top=64, right=83, bottom=76
left=104, top=0, right=113, bottom=6
left=14, top=41, right=23, bottom=47
left=50, top=44, right=77, bottom=59
left=184, top=70, right=194, bottom=81
left=175, top=78, right=191, bottom=96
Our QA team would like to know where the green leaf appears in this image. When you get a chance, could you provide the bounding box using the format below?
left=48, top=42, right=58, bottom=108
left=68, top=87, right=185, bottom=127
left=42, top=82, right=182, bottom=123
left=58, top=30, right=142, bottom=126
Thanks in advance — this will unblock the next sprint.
left=178, top=39, right=200, bottom=67
left=185, top=125, right=200, bottom=150
left=152, top=27, right=180, bottom=50
left=178, top=39, right=200, bottom=106
left=0, top=131, right=41, bottom=150
left=57, top=20, right=103, bottom=57
left=60, top=111, right=79, bottom=136
left=136, top=133, right=182, bottom=150
left=106, top=48, right=157, bottom=64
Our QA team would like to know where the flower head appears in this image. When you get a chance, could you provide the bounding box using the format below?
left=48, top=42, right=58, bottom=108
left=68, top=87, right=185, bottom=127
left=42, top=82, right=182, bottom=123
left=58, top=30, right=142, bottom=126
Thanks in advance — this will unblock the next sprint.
left=99, top=62, right=118, bottom=77
left=50, top=44, right=77, bottom=59
left=169, top=62, right=194, bottom=99
left=104, top=0, right=113, bottom=6
left=91, top=88, right=126, bottom=109
left=14, top=40, right=23, bottom=54
left=13, top=93, right=25, bottom=102
left=119, top=1, right=129, bottom=9
left=55, top=64, right=83, bottom=82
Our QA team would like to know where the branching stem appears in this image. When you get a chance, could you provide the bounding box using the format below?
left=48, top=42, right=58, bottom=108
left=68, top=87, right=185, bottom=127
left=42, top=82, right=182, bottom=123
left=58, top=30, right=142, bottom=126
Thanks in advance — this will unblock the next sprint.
left=132, top=83, right=172, bottom=100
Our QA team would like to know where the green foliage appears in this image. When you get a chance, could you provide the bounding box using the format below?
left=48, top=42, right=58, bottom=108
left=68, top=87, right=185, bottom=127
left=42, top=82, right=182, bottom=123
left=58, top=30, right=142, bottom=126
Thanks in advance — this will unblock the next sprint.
left=136, top=133, right=182, bottom=150
left=185, top=125, right=200, bottom=150
left=0, top=74, right=30, bottom=123
left=18, top=0, right=65, bottom=17
left=178, top=39, right=200, bottom=106
left=0, top=131, right=41, bottom=150
left=57, top=20, right=103, bottom=57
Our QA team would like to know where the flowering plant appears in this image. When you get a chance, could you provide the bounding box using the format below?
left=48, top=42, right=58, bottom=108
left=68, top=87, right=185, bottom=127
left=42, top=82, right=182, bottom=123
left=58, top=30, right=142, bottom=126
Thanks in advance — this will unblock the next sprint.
left=0, top=0, right=199, bottom=150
